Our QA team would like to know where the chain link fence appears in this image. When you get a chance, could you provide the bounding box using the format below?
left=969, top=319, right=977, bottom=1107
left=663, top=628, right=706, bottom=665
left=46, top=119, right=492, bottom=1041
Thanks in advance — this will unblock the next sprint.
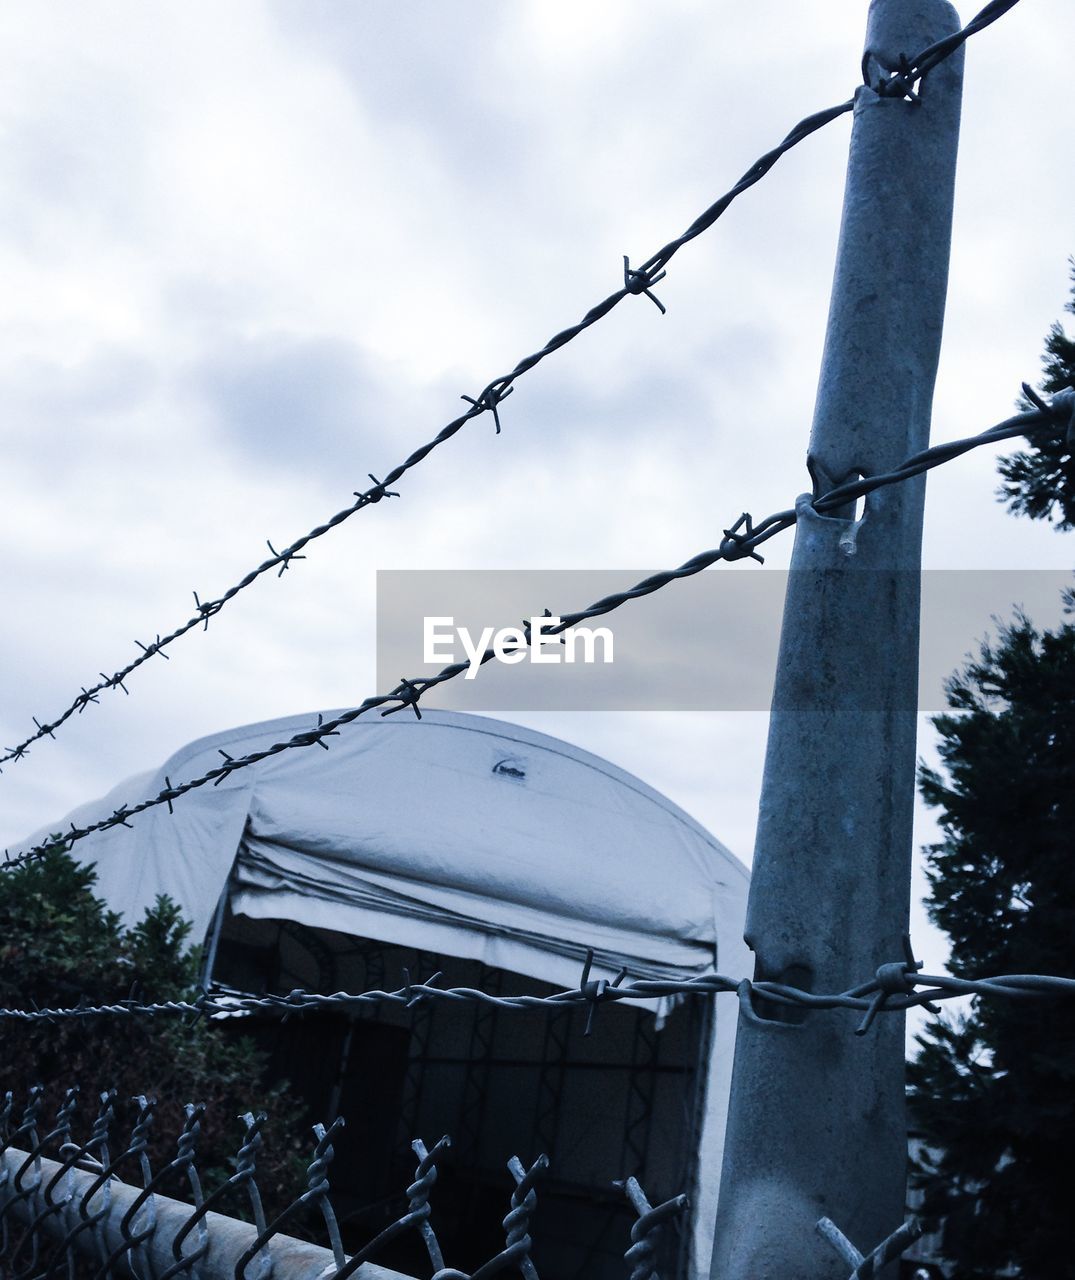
left=0, top=1085, right=688, bottom=1280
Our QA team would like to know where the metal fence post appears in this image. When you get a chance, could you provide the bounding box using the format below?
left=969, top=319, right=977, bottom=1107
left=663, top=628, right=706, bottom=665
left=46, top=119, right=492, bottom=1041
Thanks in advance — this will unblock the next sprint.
left=710, top=3, right=964, bottom=1277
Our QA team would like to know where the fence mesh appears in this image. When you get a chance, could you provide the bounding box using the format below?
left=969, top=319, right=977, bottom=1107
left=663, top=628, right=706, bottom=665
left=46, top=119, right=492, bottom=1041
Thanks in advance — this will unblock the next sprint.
left=0, top=1084, right=690, bottom=1280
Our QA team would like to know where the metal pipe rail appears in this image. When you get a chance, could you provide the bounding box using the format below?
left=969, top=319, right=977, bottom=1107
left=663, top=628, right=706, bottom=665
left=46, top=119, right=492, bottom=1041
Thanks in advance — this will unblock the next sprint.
left=0, top=1148, right=409, bottom=1280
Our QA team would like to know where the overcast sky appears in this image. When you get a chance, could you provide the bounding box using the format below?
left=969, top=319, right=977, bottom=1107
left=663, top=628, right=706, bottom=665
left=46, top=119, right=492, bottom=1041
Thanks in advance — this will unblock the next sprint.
left=1, top=1, right=1072, bottom=1029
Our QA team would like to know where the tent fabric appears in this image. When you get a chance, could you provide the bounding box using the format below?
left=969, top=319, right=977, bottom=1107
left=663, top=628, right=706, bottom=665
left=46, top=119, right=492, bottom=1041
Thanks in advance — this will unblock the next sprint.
left=230, top=712, right=748, bottom=991
left=20, top=710, right=749, bottom=993
left=18, top=709, right=751, bottom=1275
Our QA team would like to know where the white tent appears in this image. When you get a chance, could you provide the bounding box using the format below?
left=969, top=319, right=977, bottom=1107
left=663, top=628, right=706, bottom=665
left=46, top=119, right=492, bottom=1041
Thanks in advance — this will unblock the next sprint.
left=20, top=709, right=750, bottom=1273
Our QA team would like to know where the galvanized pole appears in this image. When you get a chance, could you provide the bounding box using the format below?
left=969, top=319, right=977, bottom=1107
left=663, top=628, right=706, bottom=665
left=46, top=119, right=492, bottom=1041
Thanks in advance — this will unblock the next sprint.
left=710, top=4, right=963, bottom=1278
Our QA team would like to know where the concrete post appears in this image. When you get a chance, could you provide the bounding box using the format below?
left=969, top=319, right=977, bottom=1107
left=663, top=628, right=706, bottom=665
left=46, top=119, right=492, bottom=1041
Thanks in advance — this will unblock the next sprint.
left=710, top=4, right=963, bottom=1277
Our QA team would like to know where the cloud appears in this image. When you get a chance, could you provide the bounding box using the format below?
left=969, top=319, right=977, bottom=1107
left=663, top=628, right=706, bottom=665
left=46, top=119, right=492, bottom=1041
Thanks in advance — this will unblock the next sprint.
left=0, top=0, right=1072, bottom=1015
left=187, top=331, right=402, bottom=473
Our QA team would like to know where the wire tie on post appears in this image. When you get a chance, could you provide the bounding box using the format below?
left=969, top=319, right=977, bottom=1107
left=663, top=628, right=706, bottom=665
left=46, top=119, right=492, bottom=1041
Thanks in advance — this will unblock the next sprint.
left=623, top=255, right=667, bottom=314
left=872, top=52, right=922, bottom=103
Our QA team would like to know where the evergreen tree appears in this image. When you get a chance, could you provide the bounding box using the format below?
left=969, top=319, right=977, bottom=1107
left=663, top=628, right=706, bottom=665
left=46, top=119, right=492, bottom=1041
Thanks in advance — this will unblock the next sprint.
left=997, top=260, right=1075, bottom=529
left=0, top=847, right=303, bottom=1202
left=908, top=603, right=1075, bottom=1279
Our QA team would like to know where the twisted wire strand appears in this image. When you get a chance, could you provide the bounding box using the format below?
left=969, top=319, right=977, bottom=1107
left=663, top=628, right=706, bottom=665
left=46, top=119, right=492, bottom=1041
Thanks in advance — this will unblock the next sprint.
left=620, top=1178, right=690, bottom=1280
left=5, top=1089, right=78, bottom=1280
left=5, top=395, right=1069, bottom=875
left=0, top=954, right=1070, bottom=1031
left=818, top=1214, right=927, bottom=1280
left=0, top=0, right=1023, bottom=777
left=903, top=0, right=1022, bottom=85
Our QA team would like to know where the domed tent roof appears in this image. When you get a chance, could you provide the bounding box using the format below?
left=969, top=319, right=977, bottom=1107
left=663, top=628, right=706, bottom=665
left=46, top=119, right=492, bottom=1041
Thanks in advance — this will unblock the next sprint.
left=19, top=709, right=750, bottom=994
left=19, top=709, right=751, bottom=1269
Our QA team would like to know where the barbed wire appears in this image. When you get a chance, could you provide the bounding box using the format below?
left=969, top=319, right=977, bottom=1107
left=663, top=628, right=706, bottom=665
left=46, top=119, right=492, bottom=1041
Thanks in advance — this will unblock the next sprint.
left=5, top=387, right=1071, bottom=875
left=0, top=0, right=1024, bottom=777
left=0, top=106, right=855, bottom=778
left=0, top=937, right=1071, bottom=1039
left=0, top=1085, right=690, bottom=1280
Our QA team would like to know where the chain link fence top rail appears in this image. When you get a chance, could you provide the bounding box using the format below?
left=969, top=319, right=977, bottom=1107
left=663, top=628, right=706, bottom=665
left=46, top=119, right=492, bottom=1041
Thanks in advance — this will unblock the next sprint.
left=0, top=0, right=1025, bottom=776
left=0, top=1084, right=692, bottom=1280
left=6, top=387, right=1073, bottom=875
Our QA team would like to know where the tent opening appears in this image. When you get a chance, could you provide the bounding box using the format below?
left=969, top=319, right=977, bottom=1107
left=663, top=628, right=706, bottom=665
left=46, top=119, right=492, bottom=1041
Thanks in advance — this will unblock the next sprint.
left=211, top=906, right=713, bottom=1280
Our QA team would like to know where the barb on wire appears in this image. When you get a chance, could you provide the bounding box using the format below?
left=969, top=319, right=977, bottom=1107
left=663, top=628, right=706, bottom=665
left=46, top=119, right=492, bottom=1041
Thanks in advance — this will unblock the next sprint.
left=579, top=948, right=628, bottom=1037
left=5, top=394, right=1067, bottom=873
left=0, top=1089, right=686, bottom=1280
